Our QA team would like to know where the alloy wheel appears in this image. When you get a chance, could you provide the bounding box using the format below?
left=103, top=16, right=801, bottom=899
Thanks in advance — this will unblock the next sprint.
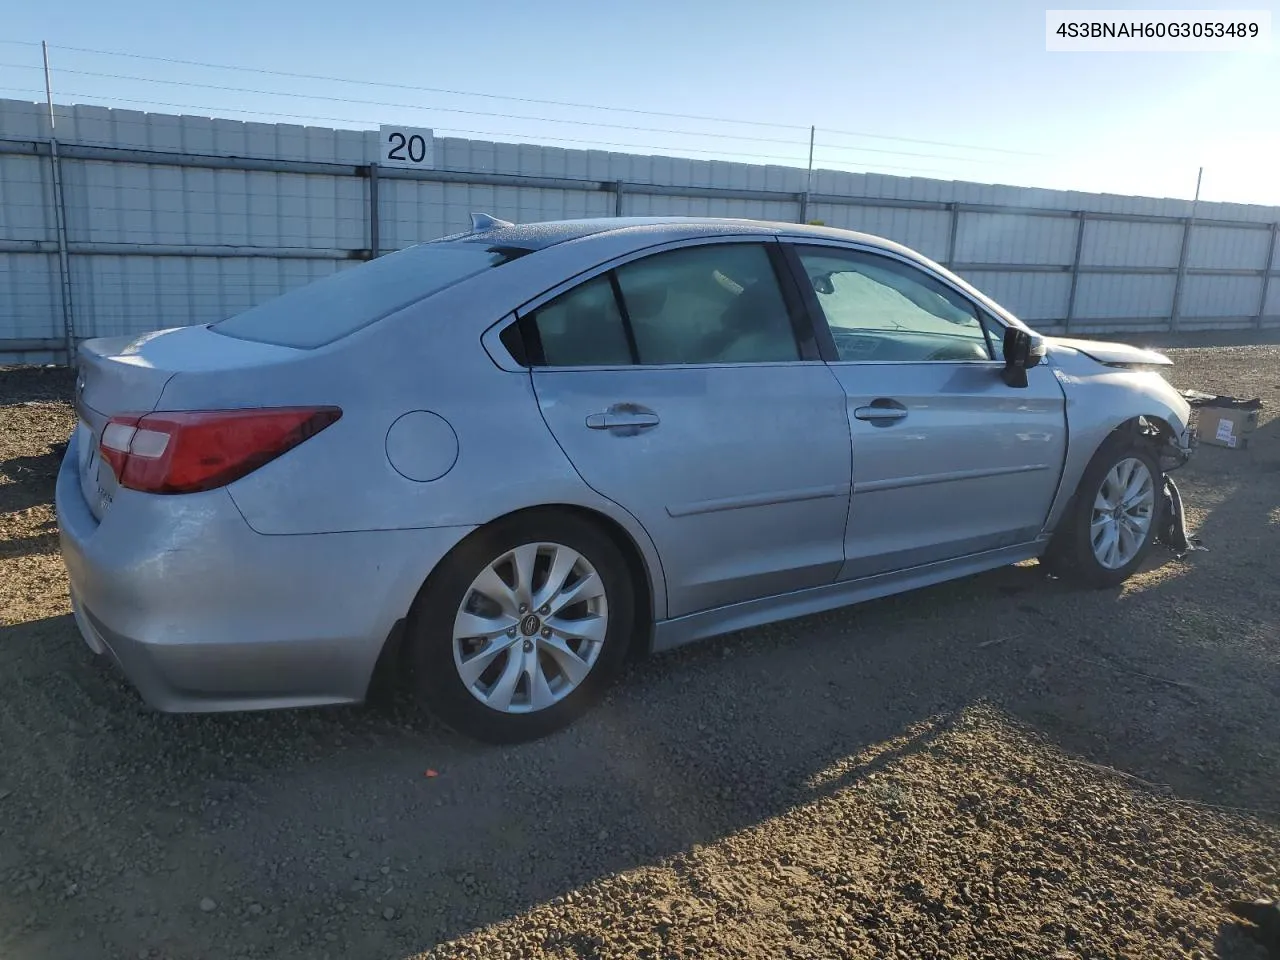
left=1090, top=457, right=1156, bottom=569
left=452, top=542, right=609, bottom=714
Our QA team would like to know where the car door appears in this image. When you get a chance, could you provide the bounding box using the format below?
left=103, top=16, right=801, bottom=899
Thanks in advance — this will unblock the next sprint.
left=784, top=241, right=1068, bottom=581
left=516, top=237, right=852, bottom=618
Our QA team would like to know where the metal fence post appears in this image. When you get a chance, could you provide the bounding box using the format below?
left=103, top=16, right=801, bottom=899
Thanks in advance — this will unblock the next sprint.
left=1064, top=211, right=1087, bottom=333
left=1169, top=215, right=1194, bottom=332
left=367, top=162, right=380, bottom=258
left=46, top=142, right=75, bottom=362
left=944, top=203, right=959, bottom=267
left=799, top=125, right=815, bottom=224
left=614, top=181, right=625, bottom=217
left=1258, top=222, right=1278, bottom=329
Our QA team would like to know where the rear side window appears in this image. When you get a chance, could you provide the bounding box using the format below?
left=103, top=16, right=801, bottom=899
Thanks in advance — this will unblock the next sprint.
left=519, top=243, right=801, bottom=367
left=527, top=276, right=634, bottom=367
left=213, top=243, right=518, bottom=349
left=616, top=244, right=799, bottom=364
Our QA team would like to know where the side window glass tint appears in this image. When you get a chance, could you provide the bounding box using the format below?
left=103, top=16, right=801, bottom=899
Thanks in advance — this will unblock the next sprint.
left=528, top=275, right=633, bottom=367
left=797, top=247, right=991, bottom=362
left=614, top=244, right=800, bottom=365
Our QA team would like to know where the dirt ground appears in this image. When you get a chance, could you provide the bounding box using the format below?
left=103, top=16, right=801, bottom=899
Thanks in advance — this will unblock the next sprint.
left=1, top=348, right=1277, bottom=960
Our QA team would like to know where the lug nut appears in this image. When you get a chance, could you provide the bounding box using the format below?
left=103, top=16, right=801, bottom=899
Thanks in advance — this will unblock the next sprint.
left=541, top=627, right=552, bottom=639
left=507, top=628, right=517, bottom=638
left=538, top=605, right=550, bottom=615
left=519, top=603, right=528, bottom=614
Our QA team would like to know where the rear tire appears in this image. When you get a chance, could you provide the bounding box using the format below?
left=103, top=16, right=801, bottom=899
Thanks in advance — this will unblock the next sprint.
left=406, top=510, right=635, bottom=744
left=1041, top=434, right=1163, bottom=589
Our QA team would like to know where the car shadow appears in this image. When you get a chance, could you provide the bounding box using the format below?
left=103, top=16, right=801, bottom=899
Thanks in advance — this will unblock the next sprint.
left=0, top=448, right=65, bottom=516
left=0, top=527, right=60, bottom=560
left=0, top=365, right=75, bottom=407
left=1215, top=920, right=1277, bottom=960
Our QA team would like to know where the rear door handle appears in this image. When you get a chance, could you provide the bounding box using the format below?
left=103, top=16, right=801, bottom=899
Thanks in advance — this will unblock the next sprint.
left=586, top=407, right=660, bottom=430
left=854, top=400, right=908, bottom=423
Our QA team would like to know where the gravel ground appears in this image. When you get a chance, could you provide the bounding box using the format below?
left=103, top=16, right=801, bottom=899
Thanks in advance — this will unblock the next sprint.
left=1, top=348, right=1277, bottom=960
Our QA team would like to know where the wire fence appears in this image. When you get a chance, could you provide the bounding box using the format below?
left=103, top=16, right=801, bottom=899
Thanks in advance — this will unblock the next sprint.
left=0, top=37, right=1043, bottom=179
left=1, top=38, right=1279, bottom=364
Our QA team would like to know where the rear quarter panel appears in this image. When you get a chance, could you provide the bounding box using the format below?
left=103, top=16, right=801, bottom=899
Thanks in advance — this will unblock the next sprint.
left=154, top=241, right=671, bottom=617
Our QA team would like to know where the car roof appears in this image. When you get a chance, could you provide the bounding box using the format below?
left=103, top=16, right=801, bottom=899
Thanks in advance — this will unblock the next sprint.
left=436, top=214, right=1026, bottom=333
left=452, top=215, right=913, bottom=257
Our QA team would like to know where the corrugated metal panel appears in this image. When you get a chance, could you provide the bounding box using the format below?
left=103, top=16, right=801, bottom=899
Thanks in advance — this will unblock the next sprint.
left=0, top=252, right=59, bottom=339
left=0, top=351, right=59, bottom=366
left=1187, top=224, right=1272, bottom=270
left=807, top=204, right=950, bottom=261
left=1066, top=319, right=1176, bottom=335
left=1081, top=220, right=1182, bottom=267
left=382, top=179, right=612, bottom=250
left=7, top=97, right=1280, bottom=351
left=623, top=192, right=795, bottom=222
left=953, top=212, right=1076, bottom=265
left=0, top=99, right=48, bottom=139
left=1264, top=283, right=1280, bottom=317
left=69, top=256, right=347, bottom=337
left=1072, top=274, right=1176, bottom=320
left=54, top=159, right=366, bottom=248
left=0, top=155, right=51, bottom=241
left=1179, top=275, right=1262, bottom=318
left=1178, top=316, right=1258, bottom=332
left=956, top=271, right=1071, bottom=322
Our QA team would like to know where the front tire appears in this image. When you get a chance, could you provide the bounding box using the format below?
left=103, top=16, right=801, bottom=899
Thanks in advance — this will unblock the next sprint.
left=1042, top=435, right=1163, bottom=589
left=406, top=511, right=635, bottom=744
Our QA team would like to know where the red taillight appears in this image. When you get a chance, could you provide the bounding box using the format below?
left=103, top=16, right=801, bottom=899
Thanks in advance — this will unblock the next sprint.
left=99, top=407, right=342, bottom=494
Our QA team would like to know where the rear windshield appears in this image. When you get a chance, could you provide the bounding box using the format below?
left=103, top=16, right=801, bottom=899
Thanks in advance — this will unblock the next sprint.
left=212, top=242, right=519, bottom=349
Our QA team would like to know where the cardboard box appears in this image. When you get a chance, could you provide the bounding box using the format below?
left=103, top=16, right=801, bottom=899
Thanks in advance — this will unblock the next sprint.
left=1197, top=407, right=1259, bottom=449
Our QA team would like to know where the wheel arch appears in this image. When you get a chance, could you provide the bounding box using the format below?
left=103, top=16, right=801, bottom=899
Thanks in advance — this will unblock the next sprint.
left=367, top=502, right=662, bottom=698
left=494, top=503, right=660, bottom=662
left=1042, top=412, right=1180, bottom=539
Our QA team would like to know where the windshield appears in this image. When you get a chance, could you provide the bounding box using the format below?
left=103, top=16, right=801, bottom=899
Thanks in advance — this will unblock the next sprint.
left=212, top=242, right=520, bottom=349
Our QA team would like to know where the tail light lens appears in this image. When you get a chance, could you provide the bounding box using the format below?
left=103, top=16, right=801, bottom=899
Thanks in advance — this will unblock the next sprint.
left=99, top=407, right=342, bottom=494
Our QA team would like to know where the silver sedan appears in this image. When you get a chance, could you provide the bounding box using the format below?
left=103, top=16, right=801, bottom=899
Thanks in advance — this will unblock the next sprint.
left=57, top=216, right=1195, bottom=742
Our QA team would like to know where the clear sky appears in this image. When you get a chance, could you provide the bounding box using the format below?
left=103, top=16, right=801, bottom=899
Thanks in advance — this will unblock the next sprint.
left=2, top=0, right=1277, bottom=206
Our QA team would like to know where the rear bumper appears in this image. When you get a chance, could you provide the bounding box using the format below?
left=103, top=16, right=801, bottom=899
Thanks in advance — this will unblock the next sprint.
left=56, top=432, right=475, bottom=712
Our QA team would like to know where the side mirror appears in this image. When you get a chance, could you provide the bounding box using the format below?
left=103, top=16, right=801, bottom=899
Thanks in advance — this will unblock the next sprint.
left=1001, top=329, right=1045, bottom=388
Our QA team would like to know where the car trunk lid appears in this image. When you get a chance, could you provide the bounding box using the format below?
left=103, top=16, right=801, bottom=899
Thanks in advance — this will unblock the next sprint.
left=73, top=326, right=304, bottom=519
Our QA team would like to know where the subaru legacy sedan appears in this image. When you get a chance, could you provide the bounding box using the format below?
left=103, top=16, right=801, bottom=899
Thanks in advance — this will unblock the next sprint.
left=57, top=216, right=1194, bottom=742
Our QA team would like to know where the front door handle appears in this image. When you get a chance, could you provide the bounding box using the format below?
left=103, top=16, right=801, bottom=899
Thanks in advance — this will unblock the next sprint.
left=585, top=405, right=660, bottom=431
left=854, top=400, right=908, bottom=423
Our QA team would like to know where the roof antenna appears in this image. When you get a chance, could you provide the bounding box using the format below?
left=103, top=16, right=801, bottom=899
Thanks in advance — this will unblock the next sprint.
left=470, top=212, right=514, bottom=232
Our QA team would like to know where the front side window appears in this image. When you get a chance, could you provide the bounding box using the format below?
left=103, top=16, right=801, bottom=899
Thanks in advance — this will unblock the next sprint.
left=521, top=243, right=801, bottom=367
left=795, top=246, right=992, bottom=362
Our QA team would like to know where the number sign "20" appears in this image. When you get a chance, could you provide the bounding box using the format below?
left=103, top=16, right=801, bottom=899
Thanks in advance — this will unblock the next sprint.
left=378, top=126, right=433, bottom=169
